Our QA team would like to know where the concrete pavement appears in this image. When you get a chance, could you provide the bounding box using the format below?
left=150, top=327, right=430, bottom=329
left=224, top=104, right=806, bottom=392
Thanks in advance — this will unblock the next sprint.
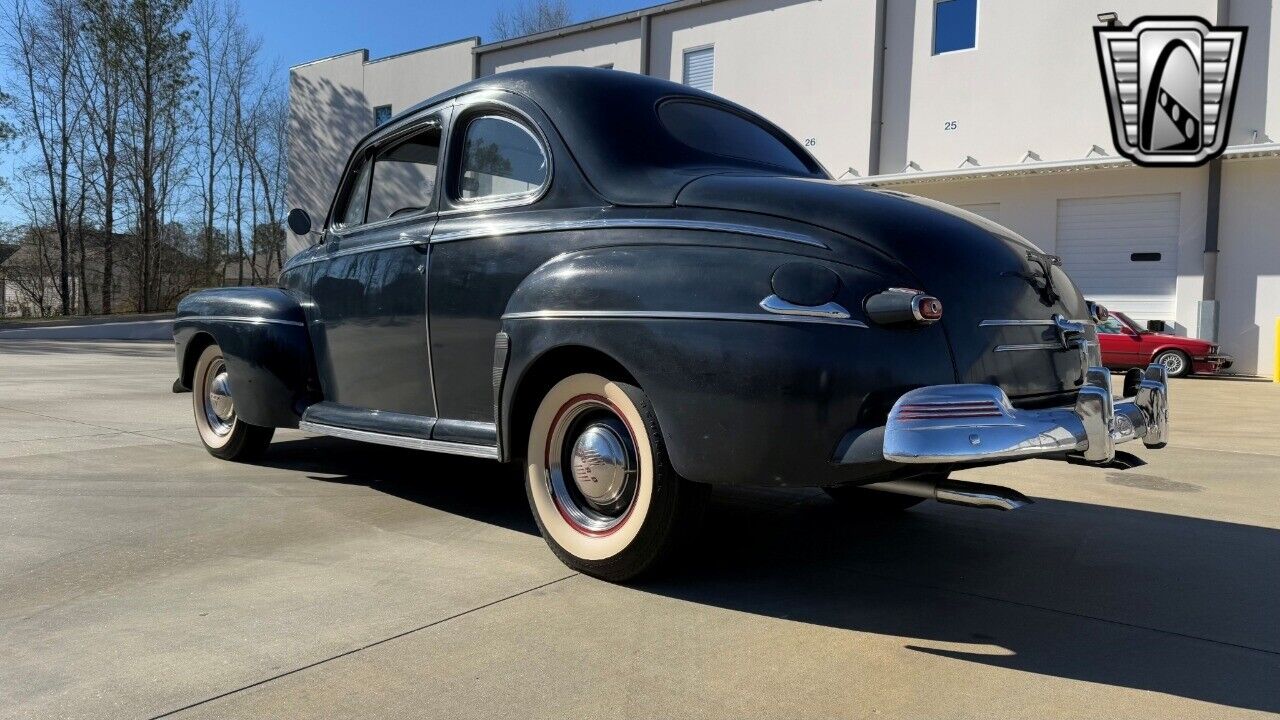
left=0, top=340, right=1277, bottom=719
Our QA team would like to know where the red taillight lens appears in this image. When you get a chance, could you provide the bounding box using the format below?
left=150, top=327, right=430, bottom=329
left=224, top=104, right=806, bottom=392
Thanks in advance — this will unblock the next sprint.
left=914, top=296, right=943, bottom=322
left=865, top=288, right=943, bottom=326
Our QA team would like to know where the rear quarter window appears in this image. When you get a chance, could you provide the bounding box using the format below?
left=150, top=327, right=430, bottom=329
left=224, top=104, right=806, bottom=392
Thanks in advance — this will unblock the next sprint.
left=657, top=99, right=815, bottom=174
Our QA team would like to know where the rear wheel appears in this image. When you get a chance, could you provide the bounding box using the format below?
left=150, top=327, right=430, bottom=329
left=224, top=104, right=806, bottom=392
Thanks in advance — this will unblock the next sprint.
left=192, top=344, right=274, bottom=461
left=524, top=373, right=707, bottom=582
left=1153, top=349, right=1190, bottom=378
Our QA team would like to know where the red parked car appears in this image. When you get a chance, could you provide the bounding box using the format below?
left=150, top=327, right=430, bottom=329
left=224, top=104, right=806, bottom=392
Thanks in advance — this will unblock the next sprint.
left=1096, top=310, right=1233, bottom=377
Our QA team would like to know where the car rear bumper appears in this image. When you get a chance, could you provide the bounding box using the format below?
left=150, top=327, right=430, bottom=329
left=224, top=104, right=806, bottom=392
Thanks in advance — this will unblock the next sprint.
left=877, top=364, right=1169, bottom=466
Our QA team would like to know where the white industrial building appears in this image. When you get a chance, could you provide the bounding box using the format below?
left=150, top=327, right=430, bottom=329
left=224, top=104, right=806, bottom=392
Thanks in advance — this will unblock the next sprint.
left=288, top=0, right=1280, bottom=377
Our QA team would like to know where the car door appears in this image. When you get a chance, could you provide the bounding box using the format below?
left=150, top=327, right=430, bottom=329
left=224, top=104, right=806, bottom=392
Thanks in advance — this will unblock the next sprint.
left=1095, top=315, right=1143, bottom=367
left=425, top=100, right=570, bottom=443
left=309, top=109, right=450, bottom=417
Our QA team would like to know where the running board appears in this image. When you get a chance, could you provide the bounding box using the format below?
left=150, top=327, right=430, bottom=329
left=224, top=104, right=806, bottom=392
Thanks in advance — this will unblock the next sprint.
left=298, top=420, right=500, bottom=460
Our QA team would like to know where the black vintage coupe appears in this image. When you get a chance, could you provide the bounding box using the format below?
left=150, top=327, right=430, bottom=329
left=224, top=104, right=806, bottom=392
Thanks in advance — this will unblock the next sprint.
left=174, top=67, right=1170, bottom=581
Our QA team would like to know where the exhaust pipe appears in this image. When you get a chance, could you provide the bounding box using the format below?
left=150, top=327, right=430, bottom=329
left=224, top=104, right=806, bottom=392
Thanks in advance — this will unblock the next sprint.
left=860, top=477, right=1031, bottom=511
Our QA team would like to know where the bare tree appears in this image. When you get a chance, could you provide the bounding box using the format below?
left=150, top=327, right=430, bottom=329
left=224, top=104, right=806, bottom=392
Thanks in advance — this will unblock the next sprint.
left=79, top=0, right=126, bottom=313
left=223, top=14, right=261, bottom=286
left=491, top=0, right=572, bottom=40
left=248, top=92, right=286, bottom=275
left=0, top=88, right=16, bottom=195
left=189, top=0, right=231, bottom=285
left=112, top=0, right=192, bottom=310
left=3, top=0, right=86, bottom=315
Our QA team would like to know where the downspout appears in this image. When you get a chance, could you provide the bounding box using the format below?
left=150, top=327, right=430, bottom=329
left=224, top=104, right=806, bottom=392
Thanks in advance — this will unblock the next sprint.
left=640, top=15, right=651, bottom=76
left=867, top=0, right=888, bottom=176
left=1199, top=0, right=1229, bottom=341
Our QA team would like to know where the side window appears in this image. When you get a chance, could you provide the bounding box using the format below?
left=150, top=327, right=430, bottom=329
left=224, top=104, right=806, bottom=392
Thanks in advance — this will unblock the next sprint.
left=1097, top=317, right=1126, bottom=335
left=457, top=116, right=548, bottom=202
left=336, top=156, right=372, bottom=229
left=366, top=122, right=443, bottom=223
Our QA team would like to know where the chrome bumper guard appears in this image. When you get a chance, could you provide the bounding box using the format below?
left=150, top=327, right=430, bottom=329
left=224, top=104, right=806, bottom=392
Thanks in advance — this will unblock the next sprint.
left=883, top=363, right=1169, bottom=465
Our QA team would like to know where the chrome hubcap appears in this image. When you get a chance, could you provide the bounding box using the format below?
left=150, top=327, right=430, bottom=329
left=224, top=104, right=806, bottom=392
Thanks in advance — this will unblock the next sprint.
left=203, top=359, right=235, bottom=437
left=546, top=398, right=639, bottom=533
left=570, top=424, right=632, bottom=507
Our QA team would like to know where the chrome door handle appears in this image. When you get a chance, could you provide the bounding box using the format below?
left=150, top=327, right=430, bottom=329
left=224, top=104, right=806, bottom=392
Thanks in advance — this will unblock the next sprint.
left=759, top=294, right=852, bottom=320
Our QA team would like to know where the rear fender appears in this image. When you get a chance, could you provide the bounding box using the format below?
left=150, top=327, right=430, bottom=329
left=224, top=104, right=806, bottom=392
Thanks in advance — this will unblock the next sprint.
left=498, top=246, right=956, bottom=486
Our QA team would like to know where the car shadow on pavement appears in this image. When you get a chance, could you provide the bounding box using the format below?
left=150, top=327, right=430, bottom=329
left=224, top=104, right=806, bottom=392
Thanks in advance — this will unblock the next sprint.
left=260, top=437, right=1279, bottom=713
left=260, top=436, right=538, bottom=537
left=649, top=487, right=1280, bottom=714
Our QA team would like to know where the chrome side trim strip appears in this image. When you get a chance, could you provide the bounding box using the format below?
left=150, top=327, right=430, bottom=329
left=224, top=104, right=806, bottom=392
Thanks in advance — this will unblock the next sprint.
left=430, top=218, right=829, bottom=249
left=980, top=318, right=1089, bottom=327
left=286, top=218, right=829, bottom=269
left=501, top=309, right=867, bottom=328
left=758, top=294, right=851, bottom=319
left=175, top=315, right=305, bottom=328
left=288, top=234, right=430, bottom=268
left=299, top=420, right=500, bottom=460
left=994, top=342, right=1064, bottom=352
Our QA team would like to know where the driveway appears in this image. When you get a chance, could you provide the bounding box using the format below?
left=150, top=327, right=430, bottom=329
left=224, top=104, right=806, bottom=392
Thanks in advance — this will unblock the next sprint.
left=1, top=340, right=1277, bottom=719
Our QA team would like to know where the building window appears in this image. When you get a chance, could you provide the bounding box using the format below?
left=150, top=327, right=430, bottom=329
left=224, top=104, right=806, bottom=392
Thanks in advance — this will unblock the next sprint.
left=933, top=0, right=977, bottom=55
left=682, top=46, right=714, bottom=92
left=373, top=104, right=393, bottom=127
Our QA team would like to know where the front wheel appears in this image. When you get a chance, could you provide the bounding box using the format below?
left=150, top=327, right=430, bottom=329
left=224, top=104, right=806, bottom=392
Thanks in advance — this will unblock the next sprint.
left=192, top=344, right=274, bottom=461
left=524, top=373, right=707, bottom=582
left=1153, top=349, right=1191, bottom=378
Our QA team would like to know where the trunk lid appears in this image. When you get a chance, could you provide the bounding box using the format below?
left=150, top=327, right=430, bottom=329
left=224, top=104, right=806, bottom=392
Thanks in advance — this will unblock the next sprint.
left=677, top=174, right=1091, bottom=403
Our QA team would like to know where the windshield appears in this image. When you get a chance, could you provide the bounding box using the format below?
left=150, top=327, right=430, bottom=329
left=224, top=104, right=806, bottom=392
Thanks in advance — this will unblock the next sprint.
left=1113, top=311, right=1144, bottom=332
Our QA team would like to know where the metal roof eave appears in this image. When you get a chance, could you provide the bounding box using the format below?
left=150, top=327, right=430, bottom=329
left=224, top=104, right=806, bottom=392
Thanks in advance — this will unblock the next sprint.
left=851, top=143, right=1280, bottom=187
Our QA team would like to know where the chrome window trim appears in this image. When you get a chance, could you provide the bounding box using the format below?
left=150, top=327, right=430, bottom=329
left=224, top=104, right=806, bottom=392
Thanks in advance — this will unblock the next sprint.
left=501, top=309, right=867, bottom=328
left=324, top=105, right=453, bottom=236
left=174, top=316, right=305, bottom=328
left=299, top=420, right=499, bottom=460
left=443, top=103, right=553, bottom=214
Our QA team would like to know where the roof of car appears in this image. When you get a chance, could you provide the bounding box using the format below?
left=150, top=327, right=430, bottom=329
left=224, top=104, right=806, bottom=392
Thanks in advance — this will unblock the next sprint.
left=388, top=66, right=829, bottom=206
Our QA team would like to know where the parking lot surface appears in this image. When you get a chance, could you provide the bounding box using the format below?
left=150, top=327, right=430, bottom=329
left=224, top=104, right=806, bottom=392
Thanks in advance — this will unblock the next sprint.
left=1, top=340, right=1278, bottom=719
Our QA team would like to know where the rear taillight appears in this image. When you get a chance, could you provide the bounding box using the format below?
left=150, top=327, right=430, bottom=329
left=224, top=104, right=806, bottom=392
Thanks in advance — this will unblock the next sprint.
left=865, top=288, right=943, bottom=326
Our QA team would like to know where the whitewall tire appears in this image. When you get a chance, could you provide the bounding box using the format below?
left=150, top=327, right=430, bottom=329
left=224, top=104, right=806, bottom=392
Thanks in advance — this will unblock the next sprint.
left=525, top=373, right=707, bottom=582
left=192, top=344, right=274, bottom=461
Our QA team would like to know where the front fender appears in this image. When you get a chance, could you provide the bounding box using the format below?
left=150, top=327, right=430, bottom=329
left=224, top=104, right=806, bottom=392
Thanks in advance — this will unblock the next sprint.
left=174, top=287, right=317, bottom=428
left=499, top=245, right=957, bottom=486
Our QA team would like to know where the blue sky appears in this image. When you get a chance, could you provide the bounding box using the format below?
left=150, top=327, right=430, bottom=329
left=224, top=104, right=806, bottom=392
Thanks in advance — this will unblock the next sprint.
left=246, top=0, right=649, bottom=84
left=0, top=0, right=649, bottom=223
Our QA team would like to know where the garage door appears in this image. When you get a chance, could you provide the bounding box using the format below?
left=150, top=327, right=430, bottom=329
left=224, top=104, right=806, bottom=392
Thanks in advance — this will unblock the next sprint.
left=1056, top=194, right=1180, bottom=322
left=959, top=202, right=1000, bottom=223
